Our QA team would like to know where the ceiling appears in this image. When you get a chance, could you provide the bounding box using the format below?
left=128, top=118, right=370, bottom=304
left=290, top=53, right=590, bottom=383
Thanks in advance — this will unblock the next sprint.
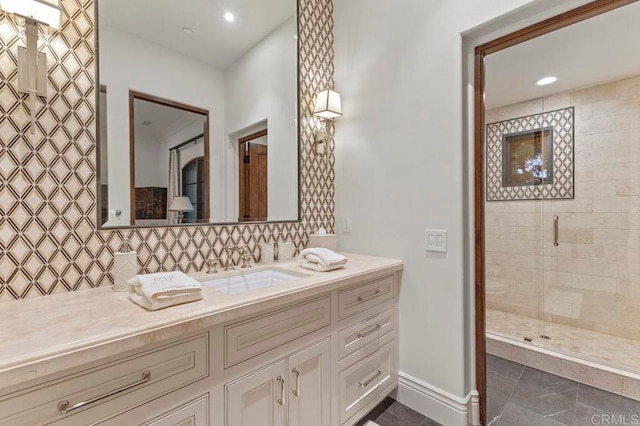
left=100, top=0, right=295, bottom=70
left=133, top=99, right=205, bottom=143
left=485, top=1, right=640, bottom=109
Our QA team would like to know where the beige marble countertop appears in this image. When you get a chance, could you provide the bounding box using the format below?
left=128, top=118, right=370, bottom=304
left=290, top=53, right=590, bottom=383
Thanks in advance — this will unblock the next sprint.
left=0, top=252, right=402, bottom=390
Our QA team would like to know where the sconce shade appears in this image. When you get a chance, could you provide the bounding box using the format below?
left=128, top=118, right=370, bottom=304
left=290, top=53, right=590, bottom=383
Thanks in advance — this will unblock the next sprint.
left=168, top=196, right=194, bottom=212
left=313, top=89, right=342, bottom=119
left=0, top=0, right=62, bottom=29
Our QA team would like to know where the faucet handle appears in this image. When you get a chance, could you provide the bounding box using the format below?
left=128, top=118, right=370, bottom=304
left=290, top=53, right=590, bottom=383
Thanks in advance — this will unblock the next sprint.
left=241, top=249, right=252, bottom=269
left=206, top=257, right=218, bottom=274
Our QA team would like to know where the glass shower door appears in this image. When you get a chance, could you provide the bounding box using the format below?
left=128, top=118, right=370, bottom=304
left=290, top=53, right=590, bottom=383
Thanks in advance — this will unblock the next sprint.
left=483, top=102, right=547, bottom=349
left=541, top=103, right=640, bottom=374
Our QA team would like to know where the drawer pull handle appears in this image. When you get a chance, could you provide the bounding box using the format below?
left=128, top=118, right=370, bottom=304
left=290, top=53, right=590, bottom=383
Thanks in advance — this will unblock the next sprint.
left=357, top=289, right=382, bottom=303
left=357, top=324, right=382, bottom=340
left=292, top=368, right=300, bottom=397
left=359, top=369, right=382, bottom=388
left=276, top=376, right=285, bottom=406
left=57, top=371, right=151, bottom=414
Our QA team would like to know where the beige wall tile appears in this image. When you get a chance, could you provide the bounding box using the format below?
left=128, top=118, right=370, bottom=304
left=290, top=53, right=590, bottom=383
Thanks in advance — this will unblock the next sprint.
left=617, top=213, right=640, bottom=229
left=594, top=229, right=640, bottom=248
left=543, top=93, right=572, bottom=111
left=575, top=116, right=616, bottom=137
left=571, top=82, right=617, bottom=105
left=616, top=110, right=640, bottom=130
left=592, top=98, right=640, bottom=117
left=543, top=314, right=595, bottom=331
left=616, top=76, right=640, bottom=99
left=593, top=197, right=640, bottom=213
left=616, top=180, right=640, bottom=196
left=575, top=166, right=594, bottom=183
left=543, top=270, right=617, bottom=293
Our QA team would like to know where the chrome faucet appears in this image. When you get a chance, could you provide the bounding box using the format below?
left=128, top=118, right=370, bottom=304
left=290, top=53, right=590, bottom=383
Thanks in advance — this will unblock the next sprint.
left=240, top=247, right=253, bottom=269
left=224, top=243, right=245, bottom=271
left=205, top=256, right=218, bottom=274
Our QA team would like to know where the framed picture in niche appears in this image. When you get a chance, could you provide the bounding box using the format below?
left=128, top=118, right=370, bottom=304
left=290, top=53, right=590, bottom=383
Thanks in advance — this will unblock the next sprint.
left=502, top=128, right=554, bottom=187
left=486, top=107, right=574, bottom=201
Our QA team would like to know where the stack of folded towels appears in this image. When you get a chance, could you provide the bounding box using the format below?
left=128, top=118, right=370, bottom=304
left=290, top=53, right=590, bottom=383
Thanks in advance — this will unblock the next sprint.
left=298, top=247, right=348, bottom=272
left=128, top=271, right=203, bottom=311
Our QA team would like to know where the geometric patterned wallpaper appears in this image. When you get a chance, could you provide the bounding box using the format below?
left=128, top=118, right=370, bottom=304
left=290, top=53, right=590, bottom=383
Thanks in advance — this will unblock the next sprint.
left=486, top=107, right=575, bottom=201
left=0, top=0, right=335, bottom=300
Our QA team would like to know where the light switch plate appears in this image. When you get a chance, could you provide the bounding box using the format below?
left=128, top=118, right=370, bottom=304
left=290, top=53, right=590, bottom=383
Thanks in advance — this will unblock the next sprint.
left=425, top=229, right=447, bottom=253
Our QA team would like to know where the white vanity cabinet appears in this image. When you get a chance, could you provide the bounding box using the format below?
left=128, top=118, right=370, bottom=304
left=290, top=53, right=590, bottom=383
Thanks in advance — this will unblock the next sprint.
left=0, top=264, right=401, bottom=426
left=225, top=338, right=332, bottom=426
left=217, top=272, right=399, bottom=426
left=226, top=360, right=288, bottom=426
left=287, top=339, right=332, bottom=426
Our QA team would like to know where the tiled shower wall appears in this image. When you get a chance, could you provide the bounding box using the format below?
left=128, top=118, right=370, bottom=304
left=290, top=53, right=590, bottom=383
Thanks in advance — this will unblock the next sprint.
left=486, top=75, right=640, bottom=341
left=0, top=0, right=336, bottom=300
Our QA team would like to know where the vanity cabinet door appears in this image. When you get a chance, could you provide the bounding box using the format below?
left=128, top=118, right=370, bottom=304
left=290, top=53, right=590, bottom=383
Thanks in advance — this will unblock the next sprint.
left=226, top=360, right=287, bottom=426
left=288, top=339, right=331, bottom=426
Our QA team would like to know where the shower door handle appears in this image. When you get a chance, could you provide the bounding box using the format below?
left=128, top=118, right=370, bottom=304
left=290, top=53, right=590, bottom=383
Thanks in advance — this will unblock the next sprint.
left=553, top=215, right=559, bottom=247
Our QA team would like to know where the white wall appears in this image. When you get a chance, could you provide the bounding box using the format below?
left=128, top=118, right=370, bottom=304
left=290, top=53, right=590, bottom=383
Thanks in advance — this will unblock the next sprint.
left=334, top=0, right=598, bottom=421
left=224, top=17, right=298, bottom=221
left=134, top=137, right=165, bottom=188
left=334, top=0, right=535, bottom=401
left=99, top=26, right=226, bottom=223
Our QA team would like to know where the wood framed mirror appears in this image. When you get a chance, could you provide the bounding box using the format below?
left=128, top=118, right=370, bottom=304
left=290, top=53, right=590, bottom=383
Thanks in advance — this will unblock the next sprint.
left=129, top=91, right=210, bottom=226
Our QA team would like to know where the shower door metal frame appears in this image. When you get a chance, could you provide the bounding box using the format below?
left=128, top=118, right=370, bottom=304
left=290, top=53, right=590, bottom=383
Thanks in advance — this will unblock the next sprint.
left=473, top=0, right=638, bottom=424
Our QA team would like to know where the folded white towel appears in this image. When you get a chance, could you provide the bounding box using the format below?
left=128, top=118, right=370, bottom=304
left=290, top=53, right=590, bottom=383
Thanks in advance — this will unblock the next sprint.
left=298, top=248, right=347, bottom=272
left=129, top=291, right=203, bottom=311
left=301, top=262, right=345, bottom=272
left=127, top=271, right=202, bottom=310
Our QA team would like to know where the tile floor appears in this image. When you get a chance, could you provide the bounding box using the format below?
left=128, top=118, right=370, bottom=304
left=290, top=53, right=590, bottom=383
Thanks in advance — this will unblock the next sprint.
left=355, top=397, right=442, bottom=426
left=488, top=354, right=640, bottom=425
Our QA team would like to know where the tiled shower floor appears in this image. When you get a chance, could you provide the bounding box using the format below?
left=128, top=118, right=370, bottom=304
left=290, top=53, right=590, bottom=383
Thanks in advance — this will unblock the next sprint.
left=487, top=309, right=640, bottom=375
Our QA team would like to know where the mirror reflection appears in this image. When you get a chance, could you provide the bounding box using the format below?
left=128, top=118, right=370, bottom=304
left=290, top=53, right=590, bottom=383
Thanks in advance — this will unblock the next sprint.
left=97, top=0, right=299, bottom=228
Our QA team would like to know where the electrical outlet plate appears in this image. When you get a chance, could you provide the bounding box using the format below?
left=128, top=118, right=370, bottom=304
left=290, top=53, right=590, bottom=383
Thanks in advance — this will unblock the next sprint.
left=342, top=215, right=352, bottom=234
left=425, top=229, right=447, bottom=253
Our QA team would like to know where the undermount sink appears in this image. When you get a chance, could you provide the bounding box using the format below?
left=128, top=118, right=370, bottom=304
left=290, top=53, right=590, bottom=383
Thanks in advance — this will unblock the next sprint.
left=201, top=268, right=308, bottom=294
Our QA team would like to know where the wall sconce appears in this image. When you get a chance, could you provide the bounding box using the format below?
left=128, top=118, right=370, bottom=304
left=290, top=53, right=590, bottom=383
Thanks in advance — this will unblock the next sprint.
left=0, top=0, right=62, bottom=134
left=313, top=89, right=342, bottom=155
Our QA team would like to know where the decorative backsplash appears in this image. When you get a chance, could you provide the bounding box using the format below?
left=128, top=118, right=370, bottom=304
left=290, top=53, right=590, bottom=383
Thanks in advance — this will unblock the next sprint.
left=0, top=0, right=336, bottom=300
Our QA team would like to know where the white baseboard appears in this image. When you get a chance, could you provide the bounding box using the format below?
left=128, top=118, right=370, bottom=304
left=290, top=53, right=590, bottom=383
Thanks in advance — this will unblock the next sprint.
left=396, top=371, right=480, bottom=426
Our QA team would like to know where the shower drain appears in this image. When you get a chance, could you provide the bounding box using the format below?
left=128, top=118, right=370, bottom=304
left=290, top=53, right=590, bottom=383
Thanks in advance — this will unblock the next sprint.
left=523, top=335, right=552, bottom=342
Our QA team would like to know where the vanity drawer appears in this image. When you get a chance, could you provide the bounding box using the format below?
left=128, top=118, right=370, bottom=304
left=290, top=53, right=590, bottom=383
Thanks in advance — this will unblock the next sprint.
left=338, top=275, right=394, bottom=320
left=225, top=295, right=331, bottom=367
left=0, top=334, right=208, bottom=426
left=338, top=308, right=395, bottom=359
left=339, top=341, right=394, bottom=425
left=144, top=394, right=209, bottom=426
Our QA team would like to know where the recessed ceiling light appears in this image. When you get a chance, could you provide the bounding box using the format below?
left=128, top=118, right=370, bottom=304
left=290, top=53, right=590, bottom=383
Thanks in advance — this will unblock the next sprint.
left=536, top=76, right=558, bottom=86
left=182, top=27, right=193, bottom=35
left=224, top=12, right=234, bottom=23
